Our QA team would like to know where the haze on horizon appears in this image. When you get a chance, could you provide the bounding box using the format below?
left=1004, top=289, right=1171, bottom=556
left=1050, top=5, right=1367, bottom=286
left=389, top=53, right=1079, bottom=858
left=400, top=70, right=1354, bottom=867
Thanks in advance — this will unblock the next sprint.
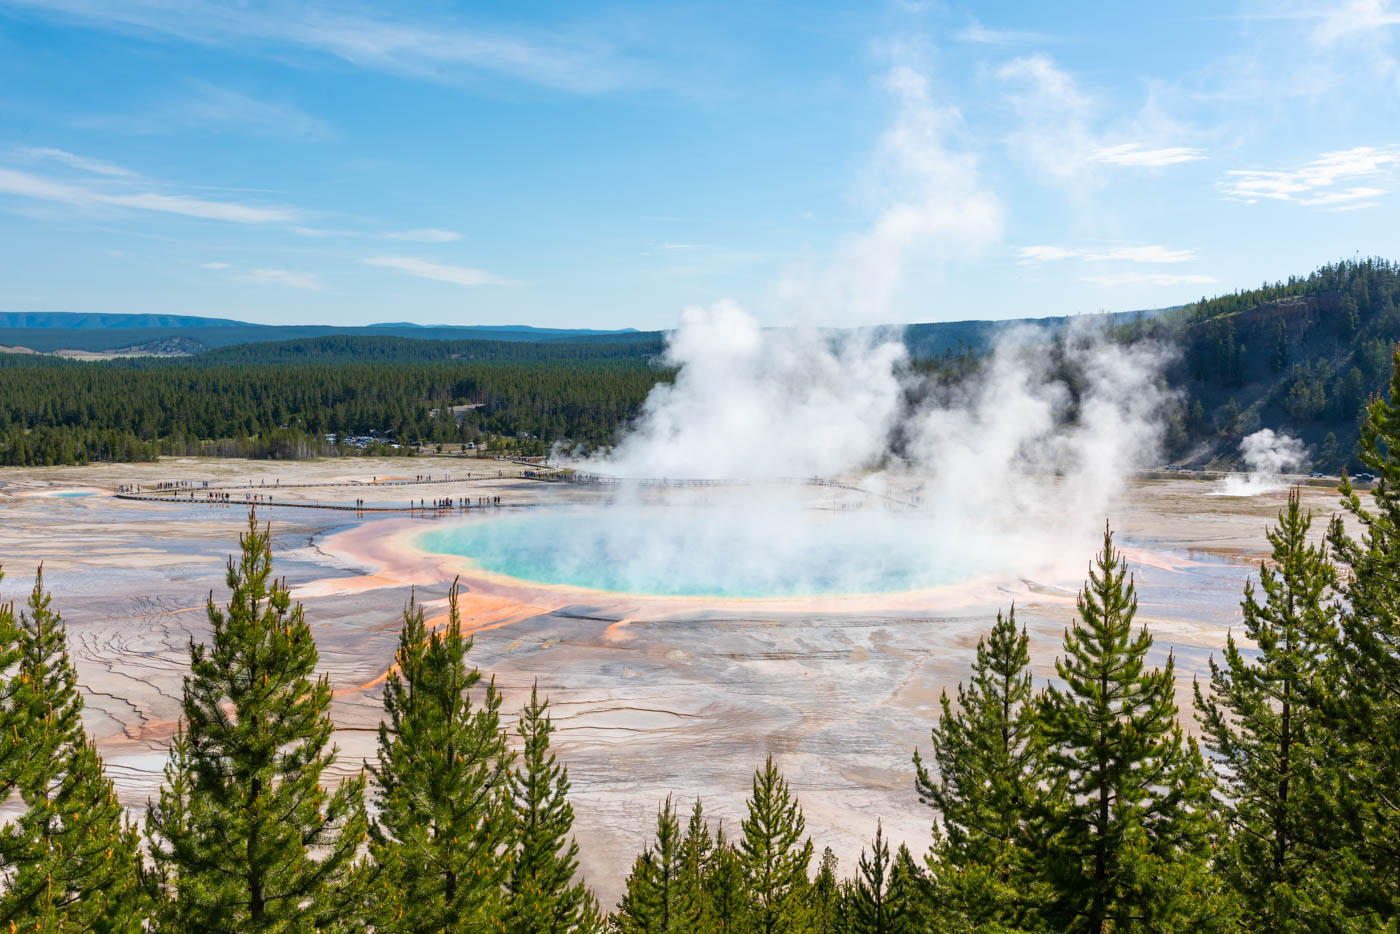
left=0, top=0, right=1398, bottom=330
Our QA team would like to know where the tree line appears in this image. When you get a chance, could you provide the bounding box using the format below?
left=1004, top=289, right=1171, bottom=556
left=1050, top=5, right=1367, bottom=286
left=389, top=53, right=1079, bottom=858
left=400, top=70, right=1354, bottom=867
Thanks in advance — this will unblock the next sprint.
left=4, top=360, right=1400, bottom=931
left=0, top=353, right=669, bottom=466
left=184, top=334, right=665, bottom=367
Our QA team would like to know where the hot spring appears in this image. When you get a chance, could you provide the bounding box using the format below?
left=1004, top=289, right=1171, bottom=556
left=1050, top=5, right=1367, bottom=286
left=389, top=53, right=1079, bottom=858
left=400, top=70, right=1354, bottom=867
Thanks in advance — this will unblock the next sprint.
left=414, top=505, right=983, bottom=598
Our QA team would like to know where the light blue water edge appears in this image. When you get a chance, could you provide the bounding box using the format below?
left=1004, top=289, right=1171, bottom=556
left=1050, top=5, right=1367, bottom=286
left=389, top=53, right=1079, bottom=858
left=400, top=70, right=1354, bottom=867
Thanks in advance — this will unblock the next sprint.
left=54, top=491, right=96, bottom=498
left=413, top=506, right=975, bottom=598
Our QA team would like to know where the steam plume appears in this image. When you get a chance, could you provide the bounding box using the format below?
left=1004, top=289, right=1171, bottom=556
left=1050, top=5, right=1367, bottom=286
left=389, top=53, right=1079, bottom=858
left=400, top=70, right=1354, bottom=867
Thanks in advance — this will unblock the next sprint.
left=538, top=53, right=1173, bottom=593
left=1215, top=428, right=1307, bottom=496
left=567, top=308, right=1171, bottom=590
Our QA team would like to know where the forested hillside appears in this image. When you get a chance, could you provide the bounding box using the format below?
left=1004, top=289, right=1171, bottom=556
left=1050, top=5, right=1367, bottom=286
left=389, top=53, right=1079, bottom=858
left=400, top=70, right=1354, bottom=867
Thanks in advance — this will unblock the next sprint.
left=1143, top=257, right=1400, bottom=471
left=188, top=334, right=665, bottom=366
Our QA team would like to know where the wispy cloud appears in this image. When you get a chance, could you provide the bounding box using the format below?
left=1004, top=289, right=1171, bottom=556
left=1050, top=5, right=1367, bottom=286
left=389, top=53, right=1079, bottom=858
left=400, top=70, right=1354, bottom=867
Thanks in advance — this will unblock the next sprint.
left=9, top=0, right=627, bottom=93
left=200, top=261, right=230, bottom=269
left=0, top=167, right=302, bottom=223
left=361, top=256, right=513, bottom=286
left=953, top=17, right=1058, bottom=45
left=1091, top=143, right=1206, bottom=167
left=997, top=55, right=1096, bottom=186
left=1018, top=245, right=1080, bottom=263
left=290, top=226, right=354, bottom=237
left=176, top=83, right=332, bottom=139
left=239, top=268, right=323, bottom=290
left=1082, top=272, right=1217, bottom=287
left=1019, top=245, right=1198, bottom=264
left=1221, top=146, right=1400, bottom=206
left=17, top=147, right=139, bottom=177
left=386, top=228, right=462, bottom=243
left=1312, top=0, right=1400, bottom=49
left=75, top=83, right=332, bottom=139
left=998, top=56, right=1204, bottom=189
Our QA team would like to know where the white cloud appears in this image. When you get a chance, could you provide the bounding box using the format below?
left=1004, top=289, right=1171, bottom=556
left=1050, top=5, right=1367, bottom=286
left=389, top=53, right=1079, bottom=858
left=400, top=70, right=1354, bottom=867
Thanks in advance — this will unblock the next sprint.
left=290, top=226, right=353, bottom=237
left=953, top=17, right=1057, bottom=45
left=10, top=0, right=626, bottom=93
left=1091, top=143, right=1206, bottom=167
left=1018, top=245, right=1081, bottom=263
left=997, top=55, right=1096, bottom=186
left=73, top=82, right=332, bottom=139
left=0, top=167, right=302, bottom=223
left=997, top=57, right=1204, bottom=191
left=200, top=261, right=230, bottom=269
left=240, top=268, right=323, bottom=290
left=1312, top=0, right=1400, bottom=48
left=1300, top=186, right=1387, bottom=206
left=1083, top=272, right=1217, bottom=287
left=17, top=147, right=138, bottom=177
left=659, top=243, right=698, bottom=253
left=1221, top=146, right=1400, bottom=206
left=1209, top=1, right=1400, bottom=102
left=182, top=82, right=332, bottom=139
left=1097, top=246, right=1196, bottom=263
left=361, top=255, right=512, bottom=286
left=1018, top=244, right=1197, bottom=264
left=386, top=228, right=462, bottom=243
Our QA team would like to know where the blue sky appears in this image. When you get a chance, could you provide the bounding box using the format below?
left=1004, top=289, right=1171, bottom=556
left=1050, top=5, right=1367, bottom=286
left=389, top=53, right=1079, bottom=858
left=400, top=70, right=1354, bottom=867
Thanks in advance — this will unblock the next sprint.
left=1, top=0, right=1398, bottom=329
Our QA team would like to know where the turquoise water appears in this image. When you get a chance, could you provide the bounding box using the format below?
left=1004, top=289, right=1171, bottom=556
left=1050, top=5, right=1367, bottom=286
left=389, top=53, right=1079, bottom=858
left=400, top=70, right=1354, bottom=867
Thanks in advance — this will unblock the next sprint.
left=415, top=507, right=959, bottom=597
left=54, top=491, right=95, bottom=498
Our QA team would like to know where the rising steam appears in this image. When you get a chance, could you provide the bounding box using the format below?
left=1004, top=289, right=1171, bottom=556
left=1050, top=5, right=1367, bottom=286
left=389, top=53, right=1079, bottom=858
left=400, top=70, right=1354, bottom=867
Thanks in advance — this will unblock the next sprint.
left=513, top=53, right=1175, bottom=595
left=552, top=306, right=1172, bottom=592
left=1215, top=428, right=1307, bottom=497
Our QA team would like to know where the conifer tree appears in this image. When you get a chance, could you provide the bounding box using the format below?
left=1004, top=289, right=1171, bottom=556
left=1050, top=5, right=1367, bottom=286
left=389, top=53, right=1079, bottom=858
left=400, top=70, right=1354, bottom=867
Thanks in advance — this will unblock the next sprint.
left=740, top=756, right=814, bottom=934
left=145, top=725, right=197, bottom=929
left=146, top=513, right=368, bottom=931
left=0, top=567, right=27, bottom=864
left=0, top=568, right=147, bottom=932
left=369, top=583, right=513, bottom=933
left=809, top=848, right=840, bottom=934
left=1196, top=489, right=1349, bottom=931
left=706, top=826, right=750, bottom=934
left=1325, top=352, right=1400, bottom=928
left=678, top=798, right=715, bottom=928
left=506, top=681, right=601, bottom=933
left=1038, top=526, right=1219, bottom=933
left=842, top=823, right=918, bottom=934
left=886, top=847, right=925, bottom=934
left=615, top=850, right=661, bottom=933
left=914, top=606, right=1045, bottom=929
left=613, top=796, right=685, bottom=933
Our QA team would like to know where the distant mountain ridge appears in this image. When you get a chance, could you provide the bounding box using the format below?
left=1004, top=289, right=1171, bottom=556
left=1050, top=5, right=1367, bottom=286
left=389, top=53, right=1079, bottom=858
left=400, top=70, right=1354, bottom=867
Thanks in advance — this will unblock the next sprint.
left=0, top=307, right=1168, bottom=357
left=0, top=312, right=249, bottom=328
left=0, top=321, right=660, bottom=354
left=369, top=321, right=639, bottom=334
